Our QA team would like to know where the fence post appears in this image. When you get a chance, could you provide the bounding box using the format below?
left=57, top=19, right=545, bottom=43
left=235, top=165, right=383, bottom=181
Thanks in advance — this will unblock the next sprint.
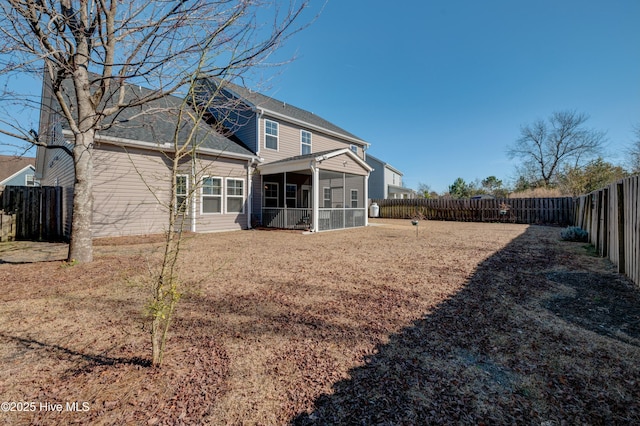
left=617, top=182, right=625, bottom=274
left=601, top=188, right=608, bottom=257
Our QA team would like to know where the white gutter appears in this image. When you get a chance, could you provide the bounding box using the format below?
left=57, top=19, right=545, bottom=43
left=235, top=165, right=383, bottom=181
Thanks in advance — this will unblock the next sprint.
left=78, top=131, right=259, bottom=162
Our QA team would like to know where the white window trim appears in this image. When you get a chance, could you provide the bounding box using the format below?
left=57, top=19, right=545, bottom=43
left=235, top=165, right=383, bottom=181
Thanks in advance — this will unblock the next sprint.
left=350, top=144, right=358, bottom=154
left=323, top=186, right=331, bottom=208
left=201, top=176, right=223, bottom=215
left=175, top=174, right=189, bottom=213
left=225, top=177, right=245, bottom=214
left=286, top=183, right=297, bottom=208
left=350, top=189, right=358, bottom=208
left=264, top=181, right=279, bottom=207
left=301, top=130, right=312, bottom=155
left=25, top=174, right=36, bottom=186
left=265, top=119, right=279, bottom=151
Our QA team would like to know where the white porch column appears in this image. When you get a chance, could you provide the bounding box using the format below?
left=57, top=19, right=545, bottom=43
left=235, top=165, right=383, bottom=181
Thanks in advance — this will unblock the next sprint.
left=311, top=163, right=319, bottom=232
left=364, top=173, right=369, bottom=227
left=246, top=160, right=252, bottom=229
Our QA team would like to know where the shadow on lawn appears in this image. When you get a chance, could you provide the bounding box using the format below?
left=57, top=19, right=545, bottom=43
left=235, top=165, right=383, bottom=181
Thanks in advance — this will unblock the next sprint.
left=0, top=332, right=151, bottom=370
left=291, top=226, right=640, bottom=425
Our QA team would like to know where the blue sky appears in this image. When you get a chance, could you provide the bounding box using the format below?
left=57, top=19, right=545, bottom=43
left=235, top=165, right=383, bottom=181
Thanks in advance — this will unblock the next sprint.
left=2, top=1, right=639, bottom=193
left=256, top=0, right=640, bottom=192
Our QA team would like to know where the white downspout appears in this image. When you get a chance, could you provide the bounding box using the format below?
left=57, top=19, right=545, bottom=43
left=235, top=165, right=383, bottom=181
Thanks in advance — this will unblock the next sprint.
left=256, top=108, right=263, bottom=155
left=247, top=159, right=252, bottom=229
left=190, top=172, right=197, bottom=233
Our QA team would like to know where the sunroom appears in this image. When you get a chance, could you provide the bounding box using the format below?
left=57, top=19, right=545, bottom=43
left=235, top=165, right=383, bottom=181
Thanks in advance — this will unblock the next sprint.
left=257, top=149, right=372, bottom=232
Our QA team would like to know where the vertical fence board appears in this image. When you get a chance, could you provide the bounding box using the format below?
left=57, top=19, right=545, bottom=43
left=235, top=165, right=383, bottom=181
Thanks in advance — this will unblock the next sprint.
left=0, top=186, right=66, bottom=242
left=371, top=197, right=574, bottom=225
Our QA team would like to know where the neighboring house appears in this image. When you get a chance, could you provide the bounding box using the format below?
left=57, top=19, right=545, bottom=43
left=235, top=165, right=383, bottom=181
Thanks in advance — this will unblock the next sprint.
left=36, top=77, right=372, bottom=238
left=366, top=154, right=415, bottom=199
left=0, top=155, right=38, bottom=187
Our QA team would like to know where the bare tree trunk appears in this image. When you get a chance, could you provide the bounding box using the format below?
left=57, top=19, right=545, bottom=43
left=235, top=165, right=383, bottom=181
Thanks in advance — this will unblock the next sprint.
left=68, top=132, right=94, bottom=263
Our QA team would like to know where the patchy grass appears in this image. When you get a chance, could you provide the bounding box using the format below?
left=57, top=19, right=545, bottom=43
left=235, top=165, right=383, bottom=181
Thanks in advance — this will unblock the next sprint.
left=0, top=219, right=638, bottom=425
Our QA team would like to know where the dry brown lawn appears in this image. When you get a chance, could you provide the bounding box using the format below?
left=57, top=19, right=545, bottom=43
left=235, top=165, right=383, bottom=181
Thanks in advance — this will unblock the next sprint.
left=0, top=219, right=639, bottom=425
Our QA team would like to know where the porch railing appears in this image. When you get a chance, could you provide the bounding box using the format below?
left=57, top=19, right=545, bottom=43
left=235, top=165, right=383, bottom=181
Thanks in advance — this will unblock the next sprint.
left=261, top=207, right=366, bottom=231
left=262, top=208, right=312, bottom=230
left=317, top=208, right=366, bottom=231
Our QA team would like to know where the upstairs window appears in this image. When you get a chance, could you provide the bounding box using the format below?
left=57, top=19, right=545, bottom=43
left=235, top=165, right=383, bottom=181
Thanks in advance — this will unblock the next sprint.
left=350, top=144, right=358, bottom=154
left=265, top=119, right=278, bottom=150
left=301, top=130, right=312, bottom=155
left=201, top=176, right=222, bottom=214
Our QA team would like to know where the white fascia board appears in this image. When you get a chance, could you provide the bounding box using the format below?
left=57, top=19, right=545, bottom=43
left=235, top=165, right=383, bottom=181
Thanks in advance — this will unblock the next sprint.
left=79, top=131, right=259, bottom=162
left=316, top=148, right=374, bottom=172
left=258, top=108, right=370, bottom=148
left=385, top=164, right=403, bottom=176
left=367, top=153, right=402, bottom=175
left=258, top=158, right=313, bottom=175
left=0, top=164, right=35, bottom=185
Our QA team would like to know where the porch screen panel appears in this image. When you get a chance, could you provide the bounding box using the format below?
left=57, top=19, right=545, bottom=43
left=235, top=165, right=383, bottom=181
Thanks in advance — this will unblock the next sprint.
left=345, top=174, right=365, bottom=208
left=318, top=170, right=344, bottom=208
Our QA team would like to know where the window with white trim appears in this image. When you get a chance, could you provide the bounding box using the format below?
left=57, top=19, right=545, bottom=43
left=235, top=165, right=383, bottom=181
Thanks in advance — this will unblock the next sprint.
left=264, top=182, right=278, bottom=207
left=323, top=187, right=331, bottom=208
left=201, top=176, right=222, bottom=214
left=286, top=184, right=297, bottom=208
left=176, top=175, right=188, bottom=213
left=301, top=130, right=312, bottom=155
left=350, top=144, right=358, bottom=154
left=350, top=189, right=358, bottom=208
left=226, top=178, right=244, bottom=213
left=25, top=174, right=36, bottom=186
left=265, top=119, right=278, bottom=150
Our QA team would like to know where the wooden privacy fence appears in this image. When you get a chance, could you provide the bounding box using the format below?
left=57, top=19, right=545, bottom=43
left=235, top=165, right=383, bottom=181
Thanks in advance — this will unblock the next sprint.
left=574, top=175, right=640, bottom=287
left=0, top=185, right=66, bottom=242
left=371, top=197, right=574, bottom=226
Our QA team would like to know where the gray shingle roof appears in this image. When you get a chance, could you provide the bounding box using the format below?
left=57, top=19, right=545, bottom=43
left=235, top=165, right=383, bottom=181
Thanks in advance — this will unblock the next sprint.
left=0, top=155, right=35, bottom=182
left=56, top=77, right=255, bottom=158
left=212, top=80, right=367, bottom=144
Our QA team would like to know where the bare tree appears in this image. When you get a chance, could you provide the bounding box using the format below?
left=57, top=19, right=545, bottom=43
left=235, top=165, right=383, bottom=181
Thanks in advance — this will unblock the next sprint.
left=627, top=125, right=640, bottom=174
left=507, top=110, right=606, bottom=188
left=0, top=0, right=311, bottom=263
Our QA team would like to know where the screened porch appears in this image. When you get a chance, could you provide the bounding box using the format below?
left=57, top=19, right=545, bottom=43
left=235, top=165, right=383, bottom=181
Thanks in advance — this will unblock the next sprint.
left=260, top=169, right=367, bottom=232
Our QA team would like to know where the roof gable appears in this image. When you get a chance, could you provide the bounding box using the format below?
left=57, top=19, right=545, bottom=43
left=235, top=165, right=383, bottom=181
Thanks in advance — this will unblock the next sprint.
left=0, top=155, right=36, bottom=183
left=206, top=79, right=368, bottom=146
left=52, top=77, right=256, bottom=159
left=258, top=148, right=372, bottom=175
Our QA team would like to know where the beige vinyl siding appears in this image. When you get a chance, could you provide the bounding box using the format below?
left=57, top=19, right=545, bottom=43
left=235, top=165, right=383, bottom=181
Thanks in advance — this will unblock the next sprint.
left=91, top=144, right=250, bottom=237
left=193, top=156, right=249, bottom=232
left=319, top=153, right=369, bottom=176
left=259, top=117, right=365, bottom=163
left=92, top=144, right=171, bottom=237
